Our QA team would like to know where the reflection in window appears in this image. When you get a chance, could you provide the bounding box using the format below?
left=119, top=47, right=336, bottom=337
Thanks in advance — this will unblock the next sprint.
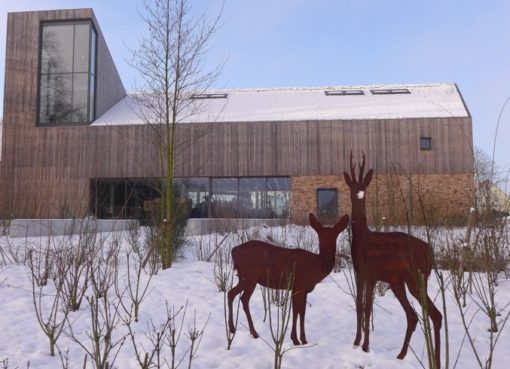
left=317, top=189, right=338, bottom=222
left=92, top=179, right=162, bottom=225
left=183, top=177, right=290, bottom=219
left=420, top=137, right=432, bottom=150
left=239, top=177, right=269, bottom=218
left=174, top=178, right=210, bottom=218
left=39, top=21, right=97, bottom=124
left=92, top=177, right=291, bottom=221
left=211, top=178, right=239, bottom=218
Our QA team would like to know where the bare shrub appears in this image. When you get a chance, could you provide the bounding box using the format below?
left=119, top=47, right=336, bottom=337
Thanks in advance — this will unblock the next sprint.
left=26, top=240, right=54, bottom=287
left=29, top=258, right=70, bottom=357
left=126, top=302, right=208, bottom=369
left=90, top=236, right=120, bottom=299
left=189, top=233, right=216, bottom=262
left=125, top=304, right=180, bottom=369
left=66, top=294, right=127, bottom=369
left=258, top=272, right=312, bottom=369
left=115, top=251, right=153, bottom=323
left=213, top=246, right=233, bottom=293
left=141, top=226, right=161, bottom=275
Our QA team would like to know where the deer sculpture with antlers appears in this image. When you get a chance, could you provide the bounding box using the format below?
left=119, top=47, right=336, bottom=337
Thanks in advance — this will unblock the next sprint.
left=344, top=152, right=442, bottom=368
left=228, top=213, right=349, bottom=345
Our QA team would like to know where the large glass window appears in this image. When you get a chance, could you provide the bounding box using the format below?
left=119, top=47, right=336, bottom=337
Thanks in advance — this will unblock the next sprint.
left=39, top=21, right=97, bottom=124
left=92, top=177, right=291, bottom=222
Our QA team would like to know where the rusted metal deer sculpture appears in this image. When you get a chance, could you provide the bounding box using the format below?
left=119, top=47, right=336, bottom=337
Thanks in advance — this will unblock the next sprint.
left=228, top=213, right=349, bottom=345
left=344, top=153, right=442, bottom=368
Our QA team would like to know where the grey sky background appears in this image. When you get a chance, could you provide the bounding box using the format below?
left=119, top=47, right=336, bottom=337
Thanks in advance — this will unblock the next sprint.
left=1, top=0, right=509, bottom=175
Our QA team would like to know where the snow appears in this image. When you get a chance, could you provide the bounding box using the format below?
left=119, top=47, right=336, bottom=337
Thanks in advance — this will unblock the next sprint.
left=1, top=225, right=509, bottom=369
left=92, top=83, right=469, bottom=126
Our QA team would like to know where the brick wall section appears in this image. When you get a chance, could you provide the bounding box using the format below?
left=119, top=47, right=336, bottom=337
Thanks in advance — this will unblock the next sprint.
left=290, top=176, right=351, bottom=224
left=291, top=173, right=474, bottom=225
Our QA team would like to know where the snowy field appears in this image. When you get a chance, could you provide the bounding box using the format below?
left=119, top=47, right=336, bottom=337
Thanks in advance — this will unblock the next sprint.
left=0, top=223, right=509, bottom=369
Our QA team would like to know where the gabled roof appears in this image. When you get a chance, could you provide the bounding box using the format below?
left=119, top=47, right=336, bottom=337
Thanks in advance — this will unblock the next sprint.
left=92, top=83, right=469, bottom=126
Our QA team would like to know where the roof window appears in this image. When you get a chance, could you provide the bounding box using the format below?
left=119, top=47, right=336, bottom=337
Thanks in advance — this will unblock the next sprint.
left=370, top=88, right=411, bottom=95
left=324, top=89, right=364, bottom=96
left=190, top=93, right=228, bottom=99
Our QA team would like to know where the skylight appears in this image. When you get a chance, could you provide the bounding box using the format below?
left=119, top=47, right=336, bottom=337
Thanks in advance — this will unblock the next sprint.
left=190, top=93, right=228, bottom=99
left=324, top=89, right=364, bottom=96
left=370, top=88, right=411, bottom=95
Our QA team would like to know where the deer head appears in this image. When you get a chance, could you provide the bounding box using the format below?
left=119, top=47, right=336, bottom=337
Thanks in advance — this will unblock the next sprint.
left=309, top=212, right=349, bottom=251
left=343, top=151, right=373, bottom=218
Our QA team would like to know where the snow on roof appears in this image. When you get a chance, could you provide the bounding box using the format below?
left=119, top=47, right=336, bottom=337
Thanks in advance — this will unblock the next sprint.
left=91, top=83, right=469, bottom=126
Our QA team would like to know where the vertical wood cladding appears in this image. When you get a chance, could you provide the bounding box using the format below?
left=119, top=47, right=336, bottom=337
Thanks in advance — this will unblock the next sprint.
left=172, top=118, right=474, bottom=177
left=89, top=12, right=126, bottom=117
left=0, top=117, right=474, bottom=217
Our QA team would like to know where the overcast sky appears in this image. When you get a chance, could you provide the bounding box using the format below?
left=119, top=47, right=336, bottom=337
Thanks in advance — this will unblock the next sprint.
left=1, top=0, right=510, bottom=174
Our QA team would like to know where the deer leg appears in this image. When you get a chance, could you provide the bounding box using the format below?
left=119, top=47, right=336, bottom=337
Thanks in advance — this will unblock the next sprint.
left=299, top=293, right=308, bottom=345
left=362, top=280, right=375, bottom=353
left=290, top=294, right=300, bottom=345
left=408, top=280, right=442, bottom=369
left=227, top=282, right=245, bottom=334
left=240, top=283, right=259, bottom=338
left=390, top=281, right=418, bottom=360
left=353, top=276, right=364, bottom=347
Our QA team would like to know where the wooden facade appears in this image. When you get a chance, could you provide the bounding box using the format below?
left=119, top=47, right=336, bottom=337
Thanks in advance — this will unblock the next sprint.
left=0, top=9, right=475, bottom=220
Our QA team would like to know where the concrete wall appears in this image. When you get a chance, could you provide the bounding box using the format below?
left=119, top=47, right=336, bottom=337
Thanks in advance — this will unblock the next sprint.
left=9, top=218, right=138, bottom=237
left=185, top=218, right=288, bottom=236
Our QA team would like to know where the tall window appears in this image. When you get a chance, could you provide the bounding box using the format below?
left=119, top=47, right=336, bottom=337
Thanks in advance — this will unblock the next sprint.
left=38, top=21, right=97, bottom=124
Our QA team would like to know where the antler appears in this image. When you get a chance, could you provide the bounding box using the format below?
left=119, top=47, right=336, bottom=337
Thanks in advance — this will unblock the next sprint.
left=358, top=151, right=366, bottom=183
left=350, top=151, right=357, bottom=184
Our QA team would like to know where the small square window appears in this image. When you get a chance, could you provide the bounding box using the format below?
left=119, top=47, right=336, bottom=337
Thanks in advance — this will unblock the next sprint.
left=420, top=137, right=432, bottom=150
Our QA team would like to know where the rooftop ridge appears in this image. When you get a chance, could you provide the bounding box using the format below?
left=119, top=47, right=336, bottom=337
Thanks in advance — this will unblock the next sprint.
left=125, top=82, right=456, bottom=95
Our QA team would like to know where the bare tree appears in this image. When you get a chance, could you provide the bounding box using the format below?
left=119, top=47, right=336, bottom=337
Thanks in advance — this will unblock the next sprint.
left=130, top=0, right=222, bottom=269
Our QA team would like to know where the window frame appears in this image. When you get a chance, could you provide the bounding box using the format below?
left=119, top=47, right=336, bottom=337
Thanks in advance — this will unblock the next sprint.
left=420, top=136, right=432, bottom=151
left=36, top=19, right=98, bottom=127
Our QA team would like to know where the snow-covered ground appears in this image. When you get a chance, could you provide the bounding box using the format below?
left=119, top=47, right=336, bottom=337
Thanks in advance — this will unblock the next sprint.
left=0, top=224, right=509, bottom=369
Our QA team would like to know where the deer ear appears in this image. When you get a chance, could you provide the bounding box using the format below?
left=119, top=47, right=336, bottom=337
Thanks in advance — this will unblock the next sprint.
left=343, top=172, right=352, bottom=187
left=309, top=213, right=321, bottom=231
left=363, top=169, right=374, bottom=188
left=334, top=214, right=349, bottom=232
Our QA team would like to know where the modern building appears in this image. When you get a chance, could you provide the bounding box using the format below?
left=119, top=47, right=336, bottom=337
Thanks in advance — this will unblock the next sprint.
left=0, top=9, right=475, bottom=225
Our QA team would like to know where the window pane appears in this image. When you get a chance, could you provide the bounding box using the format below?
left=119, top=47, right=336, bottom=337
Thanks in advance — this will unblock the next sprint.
left=73, top=24, right=90, bottom=73
left=267, top=177, right=290, bottom=191
left=239, top=177, right=266, bottom=191
left=174, top=178, right=210, bottom=218
left=90, top=27, right=97, bottom=76
left=88, top=74, right=95, bottom=121
left=317, top=189, right=338, bottom=222
left=239, top=178, right=269, bottom=218
left=211, top=178, right=238, bottom=217
left=39, top=22, right=97, bottom=125
left=72, top=73, right=88, bottom=123
left=41, top=24, right=74, bottom=74
left=420, top=137, right=432, bottom=150
left=39, top=73, right=73, bottom=123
